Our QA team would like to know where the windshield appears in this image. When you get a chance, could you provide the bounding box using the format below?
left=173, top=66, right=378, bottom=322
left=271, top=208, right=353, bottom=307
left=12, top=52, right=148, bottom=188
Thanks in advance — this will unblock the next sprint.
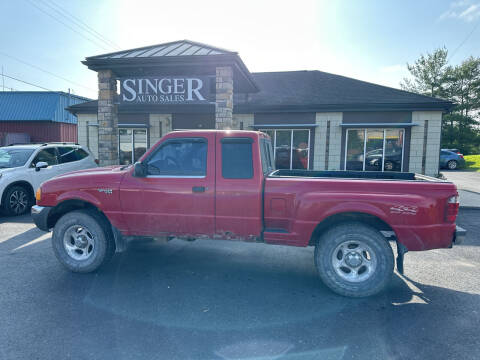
left=0, top=148, right=35, bottom=168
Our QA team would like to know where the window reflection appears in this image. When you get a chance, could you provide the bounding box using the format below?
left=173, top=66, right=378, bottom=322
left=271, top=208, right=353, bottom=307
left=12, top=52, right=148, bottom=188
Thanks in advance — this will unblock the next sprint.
left=345, top=129, right=364, bottom=171
left=119, top=128, right=148, bottom=165
left=261, top=129, right=310, bottom=170
left=345, top=128, right=404, bottom=172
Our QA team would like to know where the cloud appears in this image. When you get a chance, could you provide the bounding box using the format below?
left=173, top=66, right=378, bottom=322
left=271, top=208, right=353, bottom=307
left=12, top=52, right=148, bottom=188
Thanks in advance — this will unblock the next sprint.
left=439, top=0, right=480, bottom=22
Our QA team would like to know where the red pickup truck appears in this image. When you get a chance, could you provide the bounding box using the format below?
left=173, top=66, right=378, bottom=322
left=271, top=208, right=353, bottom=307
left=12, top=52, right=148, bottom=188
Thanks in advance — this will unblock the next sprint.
left=32, top=130, right=465, bottom=297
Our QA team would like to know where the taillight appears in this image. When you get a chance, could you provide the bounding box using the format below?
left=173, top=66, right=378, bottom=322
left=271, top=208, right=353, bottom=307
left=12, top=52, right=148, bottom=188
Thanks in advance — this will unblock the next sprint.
left=95, top=159, right=99, bottom=165
left=459, top=154, right=464, bottom=159
left=446, top=195, right=459, bottom=223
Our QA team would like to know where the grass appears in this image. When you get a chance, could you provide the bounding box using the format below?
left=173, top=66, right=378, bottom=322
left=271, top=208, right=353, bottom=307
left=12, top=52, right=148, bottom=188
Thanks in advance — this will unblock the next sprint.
left=464, top=155, right=480, bottom=172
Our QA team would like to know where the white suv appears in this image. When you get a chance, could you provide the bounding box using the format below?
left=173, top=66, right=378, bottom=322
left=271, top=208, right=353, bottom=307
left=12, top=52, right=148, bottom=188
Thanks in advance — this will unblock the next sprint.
left=0, top=143, right=98, bottom=216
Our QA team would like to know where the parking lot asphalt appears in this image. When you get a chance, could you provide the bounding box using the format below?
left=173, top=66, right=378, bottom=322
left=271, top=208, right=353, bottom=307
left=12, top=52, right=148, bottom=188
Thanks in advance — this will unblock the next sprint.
left=443, top=170, right=480, bottom=194
left=1, top=210, right=480, bottom=360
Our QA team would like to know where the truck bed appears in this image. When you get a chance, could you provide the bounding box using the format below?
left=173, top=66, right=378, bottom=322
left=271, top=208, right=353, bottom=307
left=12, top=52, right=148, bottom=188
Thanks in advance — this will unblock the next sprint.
left=269, top=170, right=445, bottom=182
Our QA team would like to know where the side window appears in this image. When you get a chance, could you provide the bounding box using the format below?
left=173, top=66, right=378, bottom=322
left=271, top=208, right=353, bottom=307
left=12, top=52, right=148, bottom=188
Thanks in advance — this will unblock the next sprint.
left=31, top=148, right=58, bottom=167
left=75, top=148, right=89, bottom=160
left=222, top=137, right=254, bottom=179
left=58, top=147, right=77, bottom=164
left=146, top=138, right=207, bottom=176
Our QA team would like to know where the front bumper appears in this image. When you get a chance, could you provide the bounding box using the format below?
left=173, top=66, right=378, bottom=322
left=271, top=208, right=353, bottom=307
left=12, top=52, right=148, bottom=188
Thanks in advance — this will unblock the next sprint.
left=31, top=205, right=52, bottom=232
left=453, top=225, right=467, bottom=245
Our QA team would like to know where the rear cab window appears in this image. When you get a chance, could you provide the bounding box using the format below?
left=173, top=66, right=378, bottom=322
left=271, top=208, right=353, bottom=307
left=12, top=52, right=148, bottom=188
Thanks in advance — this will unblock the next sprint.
left=221, top=137, right=254, bottom=179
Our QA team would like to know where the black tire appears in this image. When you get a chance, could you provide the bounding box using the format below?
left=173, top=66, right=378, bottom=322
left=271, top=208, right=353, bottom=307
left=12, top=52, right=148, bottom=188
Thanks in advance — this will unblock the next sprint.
left=447, top=160, right=458, bottom=170
left=314, top=222, right=394, bottom=298
left=1, top=185, right=32, bottom=216
left=52, top=210, right=115, bottom=273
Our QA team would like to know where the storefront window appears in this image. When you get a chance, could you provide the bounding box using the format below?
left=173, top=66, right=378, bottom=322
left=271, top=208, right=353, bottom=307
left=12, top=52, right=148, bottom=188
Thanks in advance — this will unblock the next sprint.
left=345, top=128, right=404, bottom=171
left=118, top=128, right=148, bottom=165
left=261, top=129, right=310, bottom=170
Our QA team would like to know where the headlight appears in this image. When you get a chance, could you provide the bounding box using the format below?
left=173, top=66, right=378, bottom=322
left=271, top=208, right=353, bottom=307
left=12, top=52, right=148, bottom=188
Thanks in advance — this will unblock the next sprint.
left=36, top=188, right=41, bottom=202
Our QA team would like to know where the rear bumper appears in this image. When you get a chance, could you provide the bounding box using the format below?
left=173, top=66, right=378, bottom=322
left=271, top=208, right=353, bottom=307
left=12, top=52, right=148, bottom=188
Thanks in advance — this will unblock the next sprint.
left=453, top=225, right=467, bottom=245
left=31, top=205, right=52, bottom=232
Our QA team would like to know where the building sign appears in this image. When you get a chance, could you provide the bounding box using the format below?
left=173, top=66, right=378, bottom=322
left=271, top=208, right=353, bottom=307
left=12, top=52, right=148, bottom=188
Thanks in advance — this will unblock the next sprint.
left=119, top=76, right=210, bottom=105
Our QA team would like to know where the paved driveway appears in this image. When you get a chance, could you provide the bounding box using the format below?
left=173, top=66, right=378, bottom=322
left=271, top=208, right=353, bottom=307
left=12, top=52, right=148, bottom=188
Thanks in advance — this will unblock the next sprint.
left=443, top=170, right=480, bottom=193
left=1, top=211, right=480, bottom=360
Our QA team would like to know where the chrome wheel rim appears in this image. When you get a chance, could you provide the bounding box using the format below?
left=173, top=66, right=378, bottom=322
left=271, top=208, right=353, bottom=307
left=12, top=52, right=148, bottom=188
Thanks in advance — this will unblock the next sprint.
left=9, top=190, right=28, bottom=215
left=63, top=225, right=95, bottom=261
left=331, top=240, right=377, bottom=283
left=448, top=161, right=457, bottom=169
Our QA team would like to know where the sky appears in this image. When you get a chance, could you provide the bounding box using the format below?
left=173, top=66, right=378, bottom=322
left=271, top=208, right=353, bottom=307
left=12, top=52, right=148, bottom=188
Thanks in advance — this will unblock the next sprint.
left=0, top=0, right=479, bottom=99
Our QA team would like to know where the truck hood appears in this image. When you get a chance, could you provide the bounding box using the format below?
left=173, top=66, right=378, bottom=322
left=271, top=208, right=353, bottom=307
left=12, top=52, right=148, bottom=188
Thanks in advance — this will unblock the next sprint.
left=53, top=165, right=128, bottom=179
left=39, top=165, right=131, bottom=207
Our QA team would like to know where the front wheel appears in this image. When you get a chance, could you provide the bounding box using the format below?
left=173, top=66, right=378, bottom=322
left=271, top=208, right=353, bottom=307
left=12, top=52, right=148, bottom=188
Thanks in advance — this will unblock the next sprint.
left=2, top=185, right=32, bottom=216
left=315, top=222, right=394, bottom=297
left=52, top=210, right=115, bottom=273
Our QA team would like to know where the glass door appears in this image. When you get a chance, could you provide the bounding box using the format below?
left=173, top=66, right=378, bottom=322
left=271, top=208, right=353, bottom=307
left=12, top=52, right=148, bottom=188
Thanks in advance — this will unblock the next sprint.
left=119, top=129, right=133, bottom=165
left=118, top=128, right=148, bottom=165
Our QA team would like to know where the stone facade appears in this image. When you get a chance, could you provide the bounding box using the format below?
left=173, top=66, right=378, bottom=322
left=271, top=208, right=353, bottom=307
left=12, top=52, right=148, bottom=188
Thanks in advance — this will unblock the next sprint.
left=313, top=112, right=343, bottom=170
left=409, top=111, right=442, bottom=176
left=97, top=69, right=118, bottom=166
left=149, top=114, right=172, bottom=146
left=215, top=66, right=233, bottom=129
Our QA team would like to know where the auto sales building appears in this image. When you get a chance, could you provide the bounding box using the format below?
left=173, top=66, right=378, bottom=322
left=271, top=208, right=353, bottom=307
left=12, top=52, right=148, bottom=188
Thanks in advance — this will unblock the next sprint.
left=68, top=40, right=453, bottom=176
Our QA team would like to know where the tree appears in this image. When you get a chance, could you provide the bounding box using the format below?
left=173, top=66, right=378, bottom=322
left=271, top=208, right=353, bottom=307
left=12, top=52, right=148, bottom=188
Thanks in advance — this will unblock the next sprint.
left=401, top=48, right=480, bottom=154
left=400, top=47, right=449, bottom=97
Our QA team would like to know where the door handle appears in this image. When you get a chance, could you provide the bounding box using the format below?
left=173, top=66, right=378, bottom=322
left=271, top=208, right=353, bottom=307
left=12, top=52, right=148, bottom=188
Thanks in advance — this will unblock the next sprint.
left=192, top=186, right=206, bottom=193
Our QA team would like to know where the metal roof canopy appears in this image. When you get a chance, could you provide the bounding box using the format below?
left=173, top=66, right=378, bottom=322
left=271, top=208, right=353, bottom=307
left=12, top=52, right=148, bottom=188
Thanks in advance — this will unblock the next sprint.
left=83, top=40, right=259, bottom=93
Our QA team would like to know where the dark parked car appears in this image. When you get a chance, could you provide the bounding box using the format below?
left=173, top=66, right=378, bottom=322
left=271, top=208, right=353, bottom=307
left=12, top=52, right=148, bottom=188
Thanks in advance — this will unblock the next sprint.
left=365, top=148, right=402, bottom=171
left=440, top=149, right=465, bottom=170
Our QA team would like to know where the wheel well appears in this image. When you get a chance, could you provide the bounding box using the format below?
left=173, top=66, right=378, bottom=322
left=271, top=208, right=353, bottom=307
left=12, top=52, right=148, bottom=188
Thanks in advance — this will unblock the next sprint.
left=308, top=212, right=395, bottom=246
left=1, top=181, right=35, bottom=204
left=47, top=199, right=110, bottom=230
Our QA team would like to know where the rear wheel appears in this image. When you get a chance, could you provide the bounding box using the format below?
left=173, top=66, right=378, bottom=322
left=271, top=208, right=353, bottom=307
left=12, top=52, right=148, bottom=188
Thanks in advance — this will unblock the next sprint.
left=52, top=210, right=115, bottom=273
left=447, top=160, right=458, bottom=170
left=2, top=185, right=32, bottom=216
left=314, top=222, right=394, bottom=297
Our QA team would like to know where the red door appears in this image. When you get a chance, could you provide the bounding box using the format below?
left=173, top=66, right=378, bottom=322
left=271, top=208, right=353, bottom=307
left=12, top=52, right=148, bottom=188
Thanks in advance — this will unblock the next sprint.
left=120, top=133, right=215, bottom=237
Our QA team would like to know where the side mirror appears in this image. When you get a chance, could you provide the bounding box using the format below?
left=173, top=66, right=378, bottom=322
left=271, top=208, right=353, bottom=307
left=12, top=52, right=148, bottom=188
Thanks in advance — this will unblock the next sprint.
left=35, top=161, right=49, bottom=171
left=133, top=162, right=147, bottom=177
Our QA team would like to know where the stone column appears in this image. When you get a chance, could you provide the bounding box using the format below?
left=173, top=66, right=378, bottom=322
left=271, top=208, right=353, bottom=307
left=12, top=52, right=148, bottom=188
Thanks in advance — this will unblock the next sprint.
left=215, top=66, right=233, bottom=129
left=97, top=69, right=118, bottom=166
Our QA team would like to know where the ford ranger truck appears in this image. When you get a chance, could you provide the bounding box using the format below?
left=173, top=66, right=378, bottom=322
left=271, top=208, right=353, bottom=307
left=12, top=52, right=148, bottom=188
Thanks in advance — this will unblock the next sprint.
left=31, top=130, right=466, bottom=297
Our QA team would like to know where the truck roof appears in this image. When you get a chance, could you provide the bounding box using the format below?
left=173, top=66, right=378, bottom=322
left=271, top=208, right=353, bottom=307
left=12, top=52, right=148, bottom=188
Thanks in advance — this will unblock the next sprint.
left=171, top=129, right=267, bottom=136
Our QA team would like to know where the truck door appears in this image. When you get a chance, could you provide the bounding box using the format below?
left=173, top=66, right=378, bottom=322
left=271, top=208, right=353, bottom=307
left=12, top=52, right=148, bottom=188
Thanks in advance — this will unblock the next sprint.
left=120, top=133, right=215, bottom=237
left=214, top=134, right=263, bottom=241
